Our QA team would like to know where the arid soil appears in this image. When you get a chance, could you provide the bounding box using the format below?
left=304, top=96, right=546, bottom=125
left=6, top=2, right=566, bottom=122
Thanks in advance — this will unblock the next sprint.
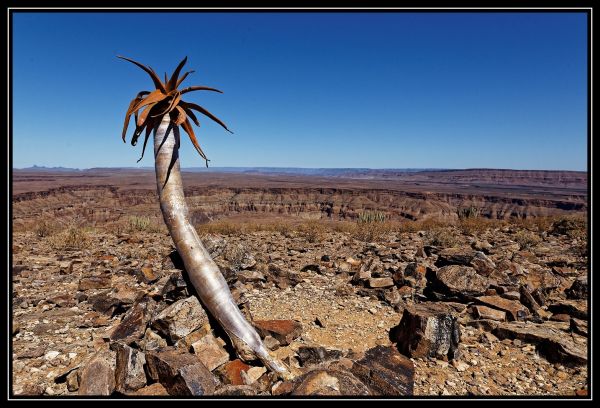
left=11, top=168, right=589, bottom=397
left=11, top=220, right=588, bottom=396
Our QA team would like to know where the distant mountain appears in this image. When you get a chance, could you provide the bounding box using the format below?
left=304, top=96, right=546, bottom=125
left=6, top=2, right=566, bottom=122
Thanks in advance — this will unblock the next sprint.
left=16, top=165, right=82, bottom=172
left=181, top=167, right=447, bottom=177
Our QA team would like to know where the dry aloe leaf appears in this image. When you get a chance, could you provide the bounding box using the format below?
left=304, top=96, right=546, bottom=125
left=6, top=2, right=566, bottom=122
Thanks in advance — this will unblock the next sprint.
left=181, top=101, right=232, bottom=133
left=181, top=118, right=209, bottom=166
left=137, top=103, right=157, bottom=127
left=183, top=106, right=200, bottom=127
left=117, top=55, right=167, bottom=93
left=175, top=70, right=195, bottom=89
left=174, top=105, right=187, bottom=126
left=130, top=90, right=168, bottom=115
left=166, top=56, right=188, bottom=91
left=180, top=85, right=223, bottom=95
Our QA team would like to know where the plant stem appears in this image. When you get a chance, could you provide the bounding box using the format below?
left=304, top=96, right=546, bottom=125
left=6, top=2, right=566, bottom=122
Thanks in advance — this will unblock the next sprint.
left=153, top=114, right=291, bottom=380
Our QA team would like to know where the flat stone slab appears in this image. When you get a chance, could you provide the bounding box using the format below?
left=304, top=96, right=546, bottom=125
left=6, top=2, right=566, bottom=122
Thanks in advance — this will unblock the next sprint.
left=433, top=265, right=490, bottom=298
left=492, top=321, right=587, bottom=366
left=472, top=305, right=506, bottom=321
left=476, top=295, right=529, bottom=321
left=548, top=299, right=588, bottom=319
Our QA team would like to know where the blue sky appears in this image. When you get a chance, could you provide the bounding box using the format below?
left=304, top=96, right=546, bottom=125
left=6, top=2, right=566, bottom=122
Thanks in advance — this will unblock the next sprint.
left=12, top=12, right=588, bottom=170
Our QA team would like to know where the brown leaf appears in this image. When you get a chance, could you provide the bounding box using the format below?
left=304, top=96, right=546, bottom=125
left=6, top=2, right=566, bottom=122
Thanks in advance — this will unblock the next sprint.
left=117, top=55, right=167, bottom=93
left=181, top=118, right=209, bottom=166
left=137, top=103, right=157, bottom=127
left=129, top=90, right=168, bottom=116
left=137, top=119, right=155, bottom=162
left=183, top=107, right=200, bottom=127
left=121, top=91, right=150, bottom=142
left=166, top=56, right=188, bottom=92
left=175, top=70, right=195, bottom=89
left=180, top=85, right=223, bottom=95
left=181, top=101, right=232, bottom=133
left=174, top=105, right=187, bottom=126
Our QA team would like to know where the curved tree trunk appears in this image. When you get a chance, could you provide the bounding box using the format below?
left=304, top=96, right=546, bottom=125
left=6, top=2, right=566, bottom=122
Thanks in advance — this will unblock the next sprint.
left=153, top=114, right=291, bottom=379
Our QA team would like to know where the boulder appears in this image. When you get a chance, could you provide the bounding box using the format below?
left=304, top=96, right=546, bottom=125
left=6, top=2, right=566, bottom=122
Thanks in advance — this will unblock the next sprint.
left=471, top=305, right=506, bottom=321
left=519, top=285, right=541, bottom=315
left=214, top=385, right=259, bottom=396
left=430, top=265, right=489, bottom=298
left=78, top=275, right=112, bottom=291
left=151, top=296, right=209, bottom=342
left=191, top=334, right=230, bottom=371
left=216, top=359, right=251, bottom=385
left=113, top=343, right=147, bottom=393
left=565, top=276, right=588, bottom=300
left=368, top=277, right=394, bottom=288
left=435, top=248, right=475, bottom=267
left=130, top=383, right=170, bottom=396
left=78, top=351, right=116, bottom=396
left=391, top=302, right=460, bottom=360
left=145, top=348, right=219, bottom=396
left=570, top=318, right=588, bottom=336
left=109, top=298, right=153, bottom=345
left=350, top=345, right=414, bottom=395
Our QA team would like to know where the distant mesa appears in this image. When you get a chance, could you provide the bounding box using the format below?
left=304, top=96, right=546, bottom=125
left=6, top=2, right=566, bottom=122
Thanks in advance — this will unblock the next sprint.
left=17, top=165, right=82, bottom=172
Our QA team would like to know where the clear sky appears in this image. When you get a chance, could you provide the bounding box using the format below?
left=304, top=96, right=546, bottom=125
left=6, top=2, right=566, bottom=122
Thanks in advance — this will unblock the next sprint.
left=12, top=11, right=588, bottom=170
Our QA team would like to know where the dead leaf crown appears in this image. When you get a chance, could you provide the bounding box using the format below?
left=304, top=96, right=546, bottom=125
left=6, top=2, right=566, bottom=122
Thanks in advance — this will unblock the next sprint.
left=118, top=55, right=232, bottom=166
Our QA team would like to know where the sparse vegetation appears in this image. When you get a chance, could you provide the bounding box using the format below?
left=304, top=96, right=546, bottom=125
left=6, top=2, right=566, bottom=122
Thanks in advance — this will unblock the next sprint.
left=348, top=210, right=389, bottom=242
left=128, top=215, right=151, bottom=232
left=357, top=210, right=387, bottom=223
left=298, top=220, right=326, bottom=243
left=457, top=206, right=480, bottom=220
left=550, top=215, right=587, bottom=239
left=34, top=219, right=58, bottom=237
left=513, top=229, right=542, bottom=250
left=426, top=227, right=459, bottom=248
left=47, top=224, right=91, bottom=250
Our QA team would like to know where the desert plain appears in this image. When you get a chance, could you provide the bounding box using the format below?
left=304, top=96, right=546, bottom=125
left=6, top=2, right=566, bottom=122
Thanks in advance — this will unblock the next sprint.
left=11, top=168, right=589, bottom=397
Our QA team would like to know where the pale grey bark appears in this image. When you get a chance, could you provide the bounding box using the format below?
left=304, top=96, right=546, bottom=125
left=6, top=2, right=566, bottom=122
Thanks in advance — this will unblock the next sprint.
left=153, top=114, right=290, bottom=379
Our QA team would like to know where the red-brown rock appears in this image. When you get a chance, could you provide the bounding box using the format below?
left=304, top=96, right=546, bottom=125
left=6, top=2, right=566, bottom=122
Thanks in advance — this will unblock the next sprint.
left=253, top=319, right=302, bottom=346
left=350, top=345, right=414, bottom=395
left=217, top=359, right=251, bottom=386
left=476, top=295, right=529, bottom=321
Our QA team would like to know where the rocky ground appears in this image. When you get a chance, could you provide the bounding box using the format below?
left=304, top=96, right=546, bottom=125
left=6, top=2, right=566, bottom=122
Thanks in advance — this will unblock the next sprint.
left=11, top=220, right=589, bottom=397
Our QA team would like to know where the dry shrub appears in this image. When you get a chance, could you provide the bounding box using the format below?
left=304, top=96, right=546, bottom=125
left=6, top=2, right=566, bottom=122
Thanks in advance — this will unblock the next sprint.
left=297, top=220, right=326, bottom=243
left=459, top=218, right=494, bottom=236
left=196, top=220, right=245, bottom=236
left=48, top=225, right=91, bottom=250
left=513, top=230, right=542, bottom=250
left=550, top=215, right=587, bottom=239
left=426, top=227, right=459, bottom=248
left=34, top=218, right=59, bottom=237
left=269, top=221, right=293, bottom=237
left=350, top=221, right=393, bottom=242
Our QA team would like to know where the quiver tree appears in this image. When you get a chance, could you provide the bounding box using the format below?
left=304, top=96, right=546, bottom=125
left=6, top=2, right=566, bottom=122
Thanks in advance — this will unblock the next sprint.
left=118, top=55, right=291, bottom=380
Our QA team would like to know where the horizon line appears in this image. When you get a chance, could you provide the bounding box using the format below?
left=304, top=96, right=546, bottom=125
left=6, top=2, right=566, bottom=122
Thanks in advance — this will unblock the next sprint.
left=12, top=165, right=588, bottom=173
